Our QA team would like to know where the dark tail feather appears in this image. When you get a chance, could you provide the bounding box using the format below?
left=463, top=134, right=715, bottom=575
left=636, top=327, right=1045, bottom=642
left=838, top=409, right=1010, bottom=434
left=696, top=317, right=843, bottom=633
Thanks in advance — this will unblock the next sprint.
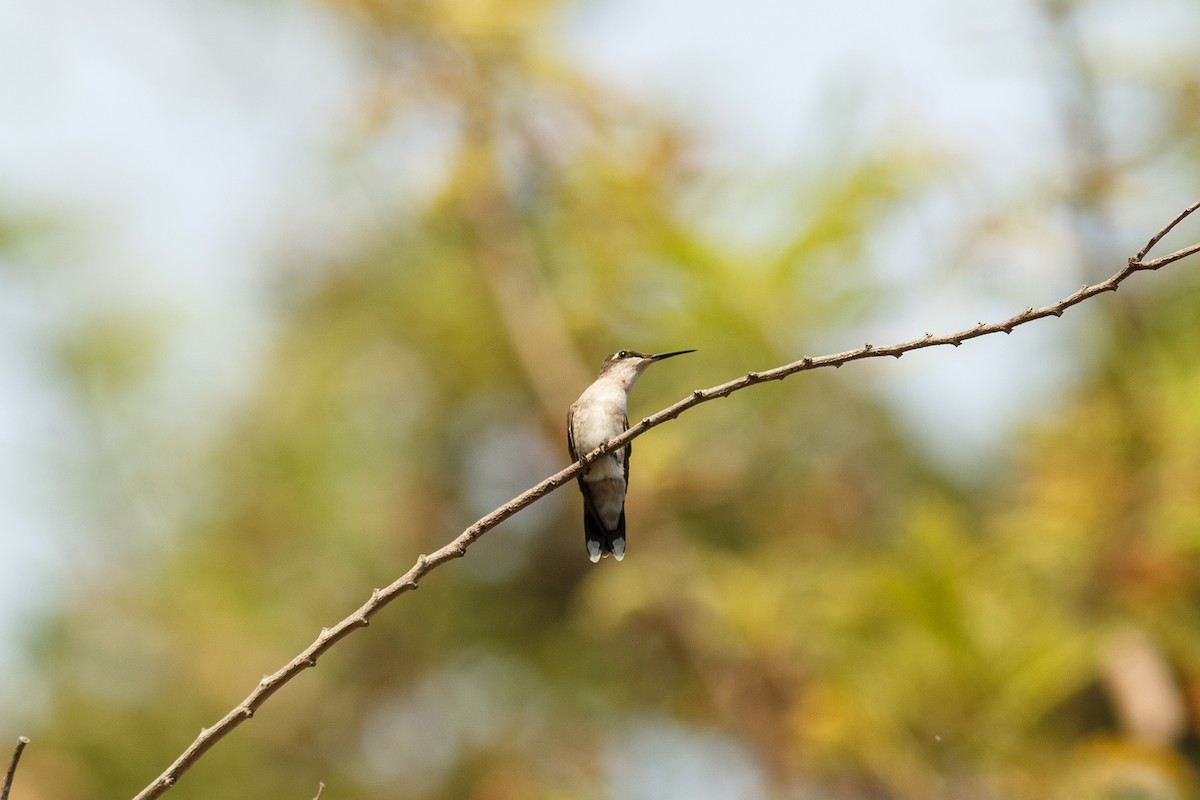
left=584, top=510, right=626, bottom=563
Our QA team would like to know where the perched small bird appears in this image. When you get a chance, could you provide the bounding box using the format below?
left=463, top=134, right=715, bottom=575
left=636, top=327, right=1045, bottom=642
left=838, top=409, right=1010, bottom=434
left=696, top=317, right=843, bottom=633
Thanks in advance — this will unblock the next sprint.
left=567, top=349, right=695, bottom=562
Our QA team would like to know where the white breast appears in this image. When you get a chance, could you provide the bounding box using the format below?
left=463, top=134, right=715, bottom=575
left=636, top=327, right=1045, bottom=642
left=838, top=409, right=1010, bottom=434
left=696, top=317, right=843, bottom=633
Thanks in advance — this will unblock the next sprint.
left=571, top=380, right=629, bottom=482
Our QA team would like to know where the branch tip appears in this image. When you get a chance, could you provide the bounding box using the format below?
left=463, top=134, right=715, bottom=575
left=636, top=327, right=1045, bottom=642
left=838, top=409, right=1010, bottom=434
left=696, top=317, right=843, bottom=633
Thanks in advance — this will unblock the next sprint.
left=3, top=736, right=30, bottom=800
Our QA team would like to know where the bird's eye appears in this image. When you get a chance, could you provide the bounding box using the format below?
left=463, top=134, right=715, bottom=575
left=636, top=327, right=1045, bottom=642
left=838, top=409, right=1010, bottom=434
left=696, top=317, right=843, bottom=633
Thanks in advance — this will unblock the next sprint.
left=617, top=350, right=628, bottom=358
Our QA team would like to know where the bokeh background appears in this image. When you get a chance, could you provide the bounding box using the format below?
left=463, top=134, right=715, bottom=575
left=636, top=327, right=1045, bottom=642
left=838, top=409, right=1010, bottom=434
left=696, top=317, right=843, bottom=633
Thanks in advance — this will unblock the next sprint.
left=3, top=0, right=1200, bottom=797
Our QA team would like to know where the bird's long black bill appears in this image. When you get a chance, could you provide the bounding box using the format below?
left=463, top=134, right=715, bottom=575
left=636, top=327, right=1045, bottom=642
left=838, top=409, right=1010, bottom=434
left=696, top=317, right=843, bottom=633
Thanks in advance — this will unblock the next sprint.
left=650, top=349, right=696, bottom=361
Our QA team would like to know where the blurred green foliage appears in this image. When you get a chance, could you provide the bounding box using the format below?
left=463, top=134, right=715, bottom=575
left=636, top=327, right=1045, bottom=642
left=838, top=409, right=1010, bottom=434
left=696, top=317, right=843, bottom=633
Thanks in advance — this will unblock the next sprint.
left=12, top=0, right=1200, bottom=799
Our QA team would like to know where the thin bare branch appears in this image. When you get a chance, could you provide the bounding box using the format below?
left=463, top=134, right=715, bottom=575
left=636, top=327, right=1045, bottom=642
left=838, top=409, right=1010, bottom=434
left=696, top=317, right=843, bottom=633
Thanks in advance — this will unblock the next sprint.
left=131, top=199, right=1200, bottom=800
left=1135, top=198, right=1200, bottom=262
left=2, top=737, right=29, bottom=800
left=1133, top=240, right=1200, bottom=270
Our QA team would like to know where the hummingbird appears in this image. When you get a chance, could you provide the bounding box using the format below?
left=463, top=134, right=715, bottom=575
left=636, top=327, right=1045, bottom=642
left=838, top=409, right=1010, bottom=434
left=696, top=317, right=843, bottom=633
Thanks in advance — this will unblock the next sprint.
left=567, top=349, right=695, bottom=562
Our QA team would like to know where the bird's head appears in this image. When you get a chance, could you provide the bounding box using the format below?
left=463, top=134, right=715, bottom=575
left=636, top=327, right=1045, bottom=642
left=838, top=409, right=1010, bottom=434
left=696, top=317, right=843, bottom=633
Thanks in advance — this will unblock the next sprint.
left=597, top=348, right=695, bottom=390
